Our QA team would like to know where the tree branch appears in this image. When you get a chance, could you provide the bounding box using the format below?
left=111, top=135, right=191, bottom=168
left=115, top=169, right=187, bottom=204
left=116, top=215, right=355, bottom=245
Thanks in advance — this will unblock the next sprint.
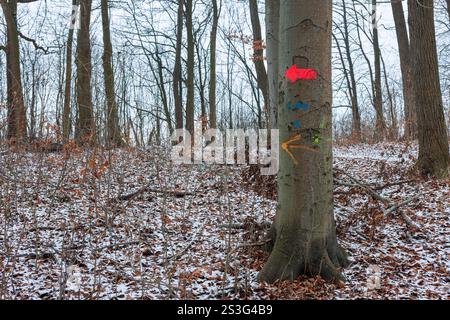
left=18, top=31, right=49, bottom=53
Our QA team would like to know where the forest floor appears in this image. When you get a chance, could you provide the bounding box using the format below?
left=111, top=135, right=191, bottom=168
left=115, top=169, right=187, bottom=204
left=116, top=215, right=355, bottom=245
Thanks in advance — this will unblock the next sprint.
left=0, top=142, right=448, bottom=300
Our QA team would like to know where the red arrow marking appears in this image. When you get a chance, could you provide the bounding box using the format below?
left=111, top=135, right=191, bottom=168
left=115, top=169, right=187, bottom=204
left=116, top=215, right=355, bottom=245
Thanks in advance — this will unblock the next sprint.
left=285, top=65, right=318, bottom=83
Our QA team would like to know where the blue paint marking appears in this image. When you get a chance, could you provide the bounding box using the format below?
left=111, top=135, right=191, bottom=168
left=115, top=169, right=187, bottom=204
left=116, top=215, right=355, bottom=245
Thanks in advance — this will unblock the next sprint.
left=292, top=120, right=302, bottom=129
left=287, top=101, right=310, bottom=111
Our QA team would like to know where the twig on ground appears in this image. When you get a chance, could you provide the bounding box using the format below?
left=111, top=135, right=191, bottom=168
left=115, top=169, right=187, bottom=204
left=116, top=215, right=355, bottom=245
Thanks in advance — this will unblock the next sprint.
left=218, top=221, right=272, bottom=230
left=384, top=194, right=421, bottom=218
left=117, top=184, right=194, bottom=201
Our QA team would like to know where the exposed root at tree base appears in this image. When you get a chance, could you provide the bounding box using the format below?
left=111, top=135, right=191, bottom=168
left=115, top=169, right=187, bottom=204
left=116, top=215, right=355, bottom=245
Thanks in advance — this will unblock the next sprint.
left=259, top=227, right=349, bottom=285
left=258, top=246, right=348, bottom=285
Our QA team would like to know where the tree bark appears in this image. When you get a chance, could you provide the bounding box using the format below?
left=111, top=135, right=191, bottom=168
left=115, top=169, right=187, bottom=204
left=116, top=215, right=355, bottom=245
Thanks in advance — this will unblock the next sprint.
left=259, top=0, right=348, bottom=284
left=156, top=47, right=174, bottom=134
left=391, top=0, right=416, bottom=140
left=249, top=0, right=269, bottom=129
left=1, top=0, right=27, bottom=143
left=447, top=0, right=450, bottom=23
left=381, top=55, right=398, bottom=140
left=208, top=0, right=219, bottom=129
left=408, top=0, right=449, bottom=178
left=185, top=0, right=195, bottom=134
left=101, top=0, right=122, bottom=146
left=75, top=0, right=95, bottom=144
left=29, top=59, right=36, bottom=140
left=372, top=0, right=386, bottom=141
left=195, top=37, right=207, bottom=129
left=381, top=54, right=397, bottom=139
left=173, top=0, right=184, bottom=130
left=265, top=0, right=279, bottom=129
left=62, top=1, right=77, bottom=142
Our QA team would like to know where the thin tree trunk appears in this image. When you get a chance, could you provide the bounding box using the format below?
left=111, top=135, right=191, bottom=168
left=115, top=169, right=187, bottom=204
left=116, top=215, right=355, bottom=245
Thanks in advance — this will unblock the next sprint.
left=154, top=44, right=173, bottom=133
left=173, top=0, right=184, bottom=130
left=196, top=40, right=206, bottom=128
left=63, top=0, right=78, bottom=142
left=185, top=0, right=195, bottom=134
left=372, top=0, right=386, bottom=141
left=249, top=0, right=269, bottom=129
left=381, top=54, right=397, bottom=139
left=30, top=60, right=36, bottom=140
left=209, top=0, right=219, bottom=129
left=391, top=0, right=416, bottom=140
left=226, top=43, right=233, bottom=129
left=447, top=0, right=450, bottom=22
left=265, top=0, right=279, bottom=129
left=408, top=0, right=449, bottom=177
left=75, top=0, right=95, bottom=144
left=101, top=0, right=122, bottom=146
left=259, top=0, right=348, bottom=284
left=341, top=0, right=361, bottom=141
left=352, top=1, right=376, bottom=130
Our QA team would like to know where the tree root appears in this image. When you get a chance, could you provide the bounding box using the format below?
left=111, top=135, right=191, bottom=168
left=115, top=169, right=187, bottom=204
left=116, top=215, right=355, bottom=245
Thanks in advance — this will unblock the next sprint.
left=258, top=236, right=347, bottom=285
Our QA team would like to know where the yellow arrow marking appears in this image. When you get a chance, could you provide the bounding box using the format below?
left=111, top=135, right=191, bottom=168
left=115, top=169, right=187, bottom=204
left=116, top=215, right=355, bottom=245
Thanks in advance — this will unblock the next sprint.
left=282, top=134, right=319, bottom=165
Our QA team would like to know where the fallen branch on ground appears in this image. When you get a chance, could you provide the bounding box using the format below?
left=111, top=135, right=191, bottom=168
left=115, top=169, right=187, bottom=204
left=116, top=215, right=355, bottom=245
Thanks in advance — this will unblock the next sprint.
left=335, top=168, right=422, bottom=231
left=218, top=221, right=272, bottom=230
left=372, top=179, right=417, bottom=190
left=384, top=195, right=421, bottom=230
left=384, top=194, right=421, bottom=218
left=334, top=168, right=390, bottom=204
left=117, top=185, right=194, bottom=201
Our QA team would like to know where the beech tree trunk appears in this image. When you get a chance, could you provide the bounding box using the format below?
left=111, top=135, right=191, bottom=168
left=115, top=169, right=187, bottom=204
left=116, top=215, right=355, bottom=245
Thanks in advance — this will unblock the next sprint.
left=101, top=0, right=122, bottom=146
left=391, top=0, right=416, bottom=140
left=259, top=0, right=348, bottom=284
left=408, top=0, right=449, bottom=177
left=75, top=0, right=95, bottom=144
left=1, top=0, right=27, bottom=143
left=265, top=0, right=279, bottom=129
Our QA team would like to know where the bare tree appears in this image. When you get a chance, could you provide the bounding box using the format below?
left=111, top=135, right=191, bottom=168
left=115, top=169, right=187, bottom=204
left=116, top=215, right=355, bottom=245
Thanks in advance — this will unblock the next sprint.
left=173, top=0, right=184, bottom=130
left=408, top=0, right=449, bottom=177
left=335, top=0, right=361, bottom=140
left=185, top=0, right=195, bottom=134
left=372, top=0, right=386, bottom=141
left=259, top=0, right=348, bottom=283
left=249, top=0, right=269, bottom=128
left=101, top=0, right=122, bottom=146
left=351, top=1, right=376, bottom=136
left=75, top=0, right=95, bottom=144
left=447, top=0, right=450, bottom=22
left=62, top=0, right=78, bottom=142
left=1, top=0, right=30, bottom=143
left=208, top=0, right=220, bottom=129
left=391, top=0, right=416, bottom=140
left=265, top=0, right=279, bottom=129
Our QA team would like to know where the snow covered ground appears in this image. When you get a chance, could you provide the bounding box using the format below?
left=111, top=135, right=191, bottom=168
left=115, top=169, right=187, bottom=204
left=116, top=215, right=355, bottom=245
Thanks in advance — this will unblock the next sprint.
left=0, top=142, right=448, bottom=300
